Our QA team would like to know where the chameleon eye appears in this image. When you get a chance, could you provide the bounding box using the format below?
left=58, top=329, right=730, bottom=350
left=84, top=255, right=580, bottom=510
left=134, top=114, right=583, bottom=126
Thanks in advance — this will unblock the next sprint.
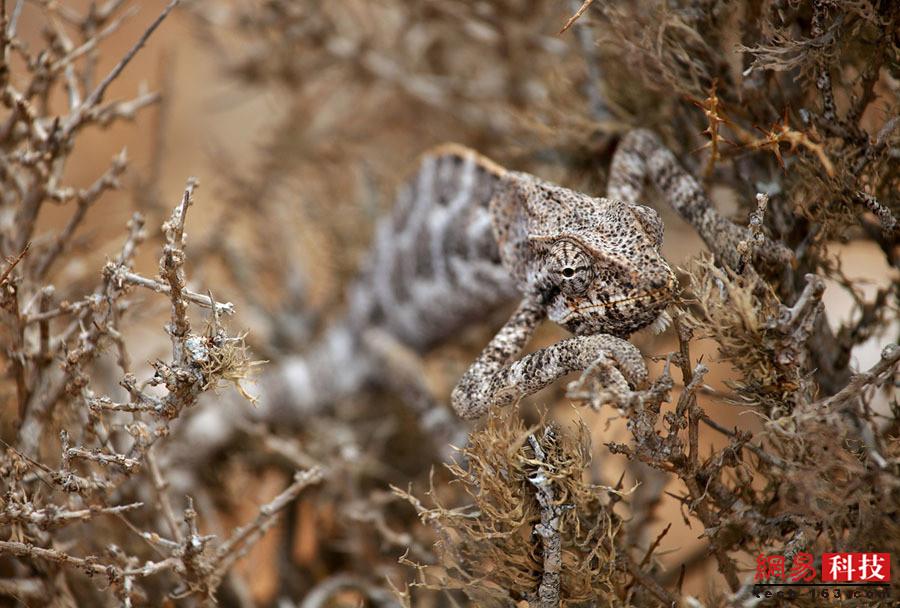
left=549, top=240, right=594, bottom=296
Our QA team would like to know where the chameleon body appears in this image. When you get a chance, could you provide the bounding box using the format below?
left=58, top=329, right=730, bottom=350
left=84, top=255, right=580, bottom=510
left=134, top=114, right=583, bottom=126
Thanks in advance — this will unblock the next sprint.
left=184, top=130, right=775, bottom=445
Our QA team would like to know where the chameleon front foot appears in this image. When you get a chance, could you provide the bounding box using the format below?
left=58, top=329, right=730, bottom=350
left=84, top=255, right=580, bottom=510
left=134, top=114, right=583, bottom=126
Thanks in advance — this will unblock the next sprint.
left=451, top=327, right=649, bottom=420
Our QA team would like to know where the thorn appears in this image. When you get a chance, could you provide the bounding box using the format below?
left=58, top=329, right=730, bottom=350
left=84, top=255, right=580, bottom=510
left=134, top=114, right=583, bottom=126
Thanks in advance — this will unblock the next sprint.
left=559, top=0, right=595, bottom=34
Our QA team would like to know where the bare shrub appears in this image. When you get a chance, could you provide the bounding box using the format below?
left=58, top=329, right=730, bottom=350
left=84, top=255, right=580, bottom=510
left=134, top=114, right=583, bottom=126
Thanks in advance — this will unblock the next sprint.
left=1, top=0, right=897, bottom=606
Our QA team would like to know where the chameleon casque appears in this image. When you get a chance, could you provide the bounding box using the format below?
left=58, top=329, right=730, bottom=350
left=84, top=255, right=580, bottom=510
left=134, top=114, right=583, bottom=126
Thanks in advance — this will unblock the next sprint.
left=183, top=129, right=778, bottom=449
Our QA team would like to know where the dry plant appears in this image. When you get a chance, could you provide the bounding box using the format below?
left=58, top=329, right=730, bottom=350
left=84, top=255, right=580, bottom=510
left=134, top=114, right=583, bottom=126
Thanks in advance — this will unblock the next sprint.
left=0, top=2, right=322, bottom=605
left=394, top=413, right=636, bottom=607
left=1, top=0, right=898, bottom=607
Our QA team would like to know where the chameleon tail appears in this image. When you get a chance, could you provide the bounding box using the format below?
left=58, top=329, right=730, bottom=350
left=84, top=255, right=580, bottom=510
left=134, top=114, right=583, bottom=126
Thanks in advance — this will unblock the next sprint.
left=255, top=322, right=374, bottom=424
left=170, top=321, right=373, bottom=465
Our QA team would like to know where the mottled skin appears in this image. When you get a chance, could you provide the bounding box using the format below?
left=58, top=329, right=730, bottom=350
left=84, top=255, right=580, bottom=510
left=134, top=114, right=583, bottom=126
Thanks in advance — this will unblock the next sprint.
left=449, top=130, right=788, bottom=419
left=185, top=129, right=780, bottom=442
left=608, top=130, right=787, bottom=270
left=266, top=137, right=678, bottom=422
left=450, top=157, right=676, bottom=418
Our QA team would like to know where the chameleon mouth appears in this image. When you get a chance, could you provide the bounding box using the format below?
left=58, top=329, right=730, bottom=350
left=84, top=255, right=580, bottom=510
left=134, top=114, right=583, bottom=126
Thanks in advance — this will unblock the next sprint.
left=556, top=285, right=674, bottom=326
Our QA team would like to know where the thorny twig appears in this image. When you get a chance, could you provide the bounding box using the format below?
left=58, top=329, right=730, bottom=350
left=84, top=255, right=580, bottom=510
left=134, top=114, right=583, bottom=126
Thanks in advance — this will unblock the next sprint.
left=560, top=0, right=595, bottom=34
left=212, top=468, right=324, bottom=580
left=117, top=269, right=235, bottom=314
left=526, top=429, right=567, bottom=608
left=808, top=343, right=900, bottom=415
left=162, top=178, right=198, bottom=349
left=60, top=0, right=180, bottom=138
left=2, top=0, right=898, bottom=605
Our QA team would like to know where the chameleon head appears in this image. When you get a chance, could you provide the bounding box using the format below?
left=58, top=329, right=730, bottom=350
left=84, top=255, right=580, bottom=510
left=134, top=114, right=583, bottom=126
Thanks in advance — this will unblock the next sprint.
left=491, top=172, right=677, bottom=337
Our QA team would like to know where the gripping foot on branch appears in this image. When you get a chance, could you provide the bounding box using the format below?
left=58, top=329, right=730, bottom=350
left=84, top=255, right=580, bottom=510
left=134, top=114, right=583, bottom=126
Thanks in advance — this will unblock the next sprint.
left=609, top=129, right=793, bottom=272
left=450, top=298, right=648, bottom=420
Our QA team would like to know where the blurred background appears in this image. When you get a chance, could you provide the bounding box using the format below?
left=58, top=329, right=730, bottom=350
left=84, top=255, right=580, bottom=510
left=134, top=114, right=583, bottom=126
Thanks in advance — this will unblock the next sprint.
left=3, top=1, right=897, bottom=606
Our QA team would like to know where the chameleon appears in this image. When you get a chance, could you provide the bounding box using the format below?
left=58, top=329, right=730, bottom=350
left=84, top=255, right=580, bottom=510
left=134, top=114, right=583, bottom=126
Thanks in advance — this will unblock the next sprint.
left=180, top=129, right=784, bottom=450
